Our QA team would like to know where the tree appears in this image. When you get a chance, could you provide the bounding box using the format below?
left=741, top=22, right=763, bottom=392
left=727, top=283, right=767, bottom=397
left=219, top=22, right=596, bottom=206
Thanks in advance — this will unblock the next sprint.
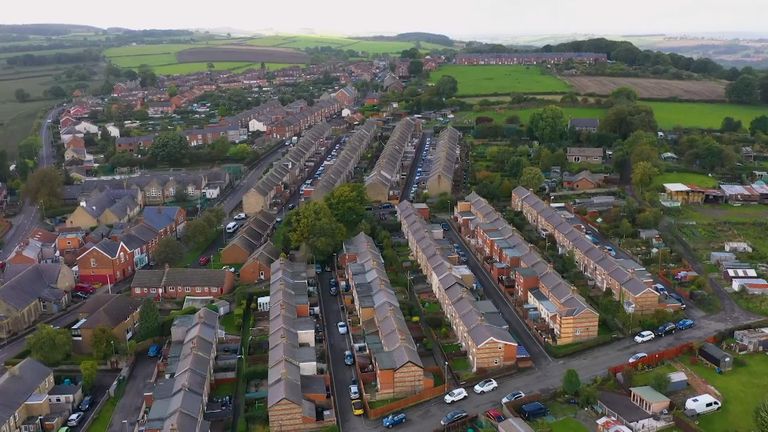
left=682, top=135, right=737, bottom=172
left=760, top=74, right=768, bottom=104
left=288, top=201, right=346, bottom=260
left=600, top=104, right=658, bottom=139
left=18, top=135, right=41, bottom=161
left=27, top=324, right=72, bottom=365
left=210, top=137, right=231, bottom=160
left=14, top=88, right=30, bottom=102
left=578, top=386, right=598, bottom=408
left=560, top=92, right=579, bottom=105
left=400, top=48, right=420, bottom=59
left=434, top=75, right=458, bottom=99
left=23, top=166, right=63, bottom=209
left=44, top=85, right=67, bottom=99
left=617, top=219, right=634, bottom=239
left=751, top=115, right=768, bottom=136
left=528, top=106, right=567, bottom=143
left=649, top=371, right=669, bottom=394
left=167, top=84, right=178, bottom=97
left=227, top=143, right=253, bottom=161
left=609, top=86, right=638, bottom=105
left=150, top=132, right=189, bottom=165
left=755, top=398, right=768, bottom=432
left=407, top=60, right=423, bottom=77
left=519, top=166, right=545, bottom=191
left=721, top=116, right=743, bottom=132
left=137, top=298, right=161, bottom=341
left=174, top=187, right=188, bottom=203
left=91, top=326, right=120, bottom=361
left=631, top=161, right=659, bottom=193
left=324, top=183, right=368, bottom=230
left=562, top=369, right=581, bottom=395
left=80, top=361, right=98, bottom=392
left=137, top=64, right=157, bottom=88
left=154, top=237, right=183, bottom=267
left=725, top=74, right=760, bottom=104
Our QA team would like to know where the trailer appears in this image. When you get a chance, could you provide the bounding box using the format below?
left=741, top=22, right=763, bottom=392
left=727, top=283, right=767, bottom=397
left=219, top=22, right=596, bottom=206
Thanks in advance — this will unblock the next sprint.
left=698, top=342, right=733, bottom=371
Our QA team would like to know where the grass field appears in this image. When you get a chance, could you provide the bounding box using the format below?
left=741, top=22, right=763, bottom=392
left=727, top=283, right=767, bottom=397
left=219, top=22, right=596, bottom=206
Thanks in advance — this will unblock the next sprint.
left=247, top=35, right=452, bottom=54
left=150, top=62, right=293, bottom=75
left=689, top=353, right=768, bottom=431
left=644, top=101, right=768, bottom=129
left=454, top=107, right=606, bottom=126
left=651, top=172, right=719, bottom=189
left=431, top=65, right=572, bottom=96
left=549, top=418, right=590, bottom=432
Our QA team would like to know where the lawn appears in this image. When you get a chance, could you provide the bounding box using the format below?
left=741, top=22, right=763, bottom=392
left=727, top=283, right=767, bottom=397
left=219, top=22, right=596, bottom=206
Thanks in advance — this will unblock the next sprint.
left=689, top=353, right=768, bottom=432
left=643, top=101, right=768, bottom=129
left=212, top=381, right=236, bottom=397
left=454, top=107, right=606, bottom=126
left=449, top=357, right=470, bottom=371
left=88, top=380, right=126, bottom=432
left=549, top=418, right=589, bottom=432
left=431, top=65, right=572, bottom=96
left=651, top=172, right=719, bottom=189
left=220, top=313, right=241, bottom=334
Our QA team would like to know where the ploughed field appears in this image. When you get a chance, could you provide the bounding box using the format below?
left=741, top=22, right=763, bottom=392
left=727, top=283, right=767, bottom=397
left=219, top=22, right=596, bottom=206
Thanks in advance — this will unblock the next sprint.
left=561, top=75, right=727, bottom=101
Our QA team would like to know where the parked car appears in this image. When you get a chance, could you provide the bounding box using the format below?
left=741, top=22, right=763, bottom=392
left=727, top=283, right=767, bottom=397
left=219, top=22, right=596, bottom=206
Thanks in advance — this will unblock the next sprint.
left=147, top=344, right=162, bottom=358
left=72, top=291, right=89, bottom=300
left=73, top=283, right=95, bottom=294
left=337, top=322, right=348, bottom=335
left=78, top=395, right=93, bottom=411
left=444, top=388, right=468, bottom=404
left=344, top=350, right=355, bottom=366
left=485, top=408, right=505, bottom=422
left=440, top=409, right=468, bottom=426
left=656, top=322, right=677, bottom=337
left=225, top=222, right=239, bottom=233
left=501, top=391, right=525, bottom=404
left=653, top=283, right=669, bottom=296
left=349, top=384, right=360, bottom=400
left=233, top=213, right=247, bottom=220
left=677, top=319, right=695, bottom=330
left=441, top=222, right=449, bottom=231
left=603, top=245, right=616, bottom=257
left=518, top=402, right=549, bottom=421
left=669, top=292, right=687, bottom=309
left=634, top=330, right=656, bottom=344
left=329, top=285, right=338, bottom=296
left=198, top=255, right=211, bottom=266
left=66, top=412, right=84, bottom=427
left=351, top=399, right=364, bottom=416
left=473, top=378, right=498, bottom=394
left=382, top=412, right=406, bottom=428
left=628, top=352, right=648, bottom=364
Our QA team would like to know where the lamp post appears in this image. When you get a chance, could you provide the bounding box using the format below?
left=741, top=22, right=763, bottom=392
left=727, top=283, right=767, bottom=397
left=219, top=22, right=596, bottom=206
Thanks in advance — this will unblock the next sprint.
left=444, top=361, right=448, bottom=393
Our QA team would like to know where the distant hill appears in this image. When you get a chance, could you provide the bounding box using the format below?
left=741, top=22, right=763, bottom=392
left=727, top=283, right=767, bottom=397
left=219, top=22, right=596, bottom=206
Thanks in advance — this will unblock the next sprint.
left=0, top=23, right=102, bottom=36
left=362, top=32, right=454, bottom=47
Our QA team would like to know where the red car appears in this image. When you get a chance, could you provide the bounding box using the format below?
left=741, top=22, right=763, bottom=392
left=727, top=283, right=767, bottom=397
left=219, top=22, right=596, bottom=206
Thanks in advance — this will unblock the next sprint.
left=198, top=255, right=211, bottom=266
left=73, top=283, right=95, bottom=294
left=485, top=408, right=505, bottom=423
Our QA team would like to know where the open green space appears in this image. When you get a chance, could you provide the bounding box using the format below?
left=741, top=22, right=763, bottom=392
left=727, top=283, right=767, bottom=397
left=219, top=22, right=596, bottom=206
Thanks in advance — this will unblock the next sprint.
left=651, top=172, right=719, bottom=189
left=643, top=101, right=768, bottom=129
left=88, top=379, right=126, bottom=432
left=454, top=107, right=605, bottom=126
left=152, top=62, right=269, bottom=75
left=689, top=353, right=768, bottom=432
left=246, top=35, right=449, bottom=54
left=431, top=65, right=572, bottom=96
left=548, top=418, right=590, bottom=432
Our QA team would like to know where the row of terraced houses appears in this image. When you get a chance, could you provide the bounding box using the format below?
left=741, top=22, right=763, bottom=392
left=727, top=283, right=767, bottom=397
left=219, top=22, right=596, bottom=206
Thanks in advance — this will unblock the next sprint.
left=455, top=192, right=599, bottom=345
left=510, top=187, right=677, bottom=314
left=397, top=201, right=520, bottom=372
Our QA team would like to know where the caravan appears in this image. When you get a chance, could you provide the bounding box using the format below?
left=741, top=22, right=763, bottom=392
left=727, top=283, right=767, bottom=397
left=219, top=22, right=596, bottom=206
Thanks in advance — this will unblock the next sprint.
left=685, top=394, right=721, bottom=415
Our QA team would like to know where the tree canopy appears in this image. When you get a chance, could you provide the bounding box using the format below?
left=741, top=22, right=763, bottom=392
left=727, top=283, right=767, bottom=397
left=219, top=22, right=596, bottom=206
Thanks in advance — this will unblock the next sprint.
left=726, top=74, right=760, bottom=104
left=519, top=166, right=545, bottom=191
left=562, top=368, right=581, bottom=395
left=528, top=105, right=567, bottom=143
left=288, top=201, right=346, bottom=260
left=27, top=324, right=72, bottom=365
left=600, top=104, right=657, bottom=139
left=91, top=326, right=120, bottom=361
left=434, top=75, right=458, bottom=99
left=137, top=298, right=161, bottom=340
left=324, top=183, right=369, bottom=231
left=154, top=237, right=183, bottom=267
left=23, top=166, right=63, bottom=209
left=150, top=131, right=189, bottom=165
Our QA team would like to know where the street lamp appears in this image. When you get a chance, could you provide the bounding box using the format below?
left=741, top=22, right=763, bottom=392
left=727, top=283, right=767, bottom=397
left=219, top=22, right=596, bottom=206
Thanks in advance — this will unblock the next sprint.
left=444, top=361, right=448, bottom=392
left=111, top=340, right=116, bottom=356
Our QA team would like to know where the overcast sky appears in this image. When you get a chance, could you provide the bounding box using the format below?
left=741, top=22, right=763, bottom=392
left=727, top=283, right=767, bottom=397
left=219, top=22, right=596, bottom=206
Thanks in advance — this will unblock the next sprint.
left=3, top=0, right=765, bottom=39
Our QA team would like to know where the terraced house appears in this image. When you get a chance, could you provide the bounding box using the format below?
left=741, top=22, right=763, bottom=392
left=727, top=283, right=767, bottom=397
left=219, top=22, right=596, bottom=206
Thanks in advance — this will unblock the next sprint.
left=243, top=122, right=331, bottom=215
left=426, top=126, right=461, bottom=196
left=454, top=193, right=598, bottom=345
left=398, top=201, right=519, bottom=371
left=267, top=258, right=336, bottom=431
left=365, top=117, right=419, bottom=202
left=311, top=119, right=378, bottom=200
left=510, top=187, right=668, bottom=314
left=341, top=233, right=427, bottom=398
left=0, top=358, right=60, bottom=432
left=220, top=212, right=277, bottom=264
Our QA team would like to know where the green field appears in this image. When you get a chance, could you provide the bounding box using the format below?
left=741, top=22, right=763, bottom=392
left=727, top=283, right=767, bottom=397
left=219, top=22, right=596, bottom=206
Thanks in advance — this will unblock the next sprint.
left=454, top=107, right=606, bottom=126
left=150, top=62, right=295, bottom=75
left=247, top=35, right=451, bottom=54
left=651, top=172, right=719, bottom=189
left=689, top=353, right=768, bottom=432
left=430, top=65, right=572, bottom=96
left=644, top=101, right=768, bottom=129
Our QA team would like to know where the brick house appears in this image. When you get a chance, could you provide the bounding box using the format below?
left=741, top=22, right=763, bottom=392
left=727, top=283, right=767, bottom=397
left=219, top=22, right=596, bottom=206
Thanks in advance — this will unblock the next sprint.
left=0, top=358, right=56, bottom=432
left=130, top=267, right=235, bottom=300
left=566, top=147, right=604, bottom=164
left=238, top=241, right=280, bottom=283
left=76, top=239, right=135, bottom=284
left=71, top=294, right=141, bottom=354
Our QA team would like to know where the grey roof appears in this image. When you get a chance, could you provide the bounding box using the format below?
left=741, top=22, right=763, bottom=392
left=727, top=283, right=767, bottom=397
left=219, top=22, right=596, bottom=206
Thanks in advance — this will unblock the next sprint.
left=0, top=263, right=65, bottom=311
left=313, top=119, right=377, bottom=199
left=599, top=391, right=652, bottom=423
left=131, top=268, right=229, bottom=288
left=141, top=206, right=182, bottom=231
left=0, top=358, right=52, bottom=426
left=93, top=238, right=123, bottom=258
left=568, top=118, right=600, bottom=129
left=78, top=295, right=141, bottom=329
left=427, top=126, right=460, bottom=188
left=365, top=117, right=416, bottom=193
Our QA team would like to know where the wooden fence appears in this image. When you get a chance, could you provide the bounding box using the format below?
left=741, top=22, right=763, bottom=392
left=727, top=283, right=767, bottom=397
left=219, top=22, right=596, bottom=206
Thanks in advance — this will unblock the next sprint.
left=608, top=342, right=695, bottom=375
left=365, top=379, right=447, bottom=419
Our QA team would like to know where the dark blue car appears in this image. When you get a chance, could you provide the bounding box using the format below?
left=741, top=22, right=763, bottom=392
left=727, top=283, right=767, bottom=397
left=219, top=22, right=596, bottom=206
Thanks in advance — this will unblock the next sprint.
left=677, top=318, right=695, bottom=330
left=147, top=344, right=161, bottom=358
left=382, top=412, right=406, bottom=428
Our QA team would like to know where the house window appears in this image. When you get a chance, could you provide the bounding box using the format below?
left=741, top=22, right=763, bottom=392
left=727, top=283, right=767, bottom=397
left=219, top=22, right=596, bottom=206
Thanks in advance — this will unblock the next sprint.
left=498, top=344, right=503, bottom=350
left=169, top=286, right=175, bottom=291
left=135, top=288, right=141, bottom=293
left=144, top=288, right=148, bottom=293
left=185, top=287, right=191, bottom=293
left=150, top=288, right=156, bottom=293
left=259, top=271, right=265, bottom=279
left=120, top=253, right=125, bottom=263
left=66, top=240, right=72, bottom=246
left=575, top=328, right=582, bottom=335
left=90, top=258, right=97, bottom=267
left=196, top=287, right=201, bottom=293
left=211, top=287, right=218, bottom=293
left=494, top=359, right=499, bottom=365
left=55, top=397, right=61, bottom=402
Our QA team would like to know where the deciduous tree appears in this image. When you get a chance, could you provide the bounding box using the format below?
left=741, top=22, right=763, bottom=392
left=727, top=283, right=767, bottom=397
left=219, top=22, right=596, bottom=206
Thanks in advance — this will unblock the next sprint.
left=609, top=86, right=638, bottom=105
left=14, top=88, right=30, bottom=102
left=23, top=166, right=63, bottom=209
left=80, top=361, right=98, bottom=392
left=528, top=106, right=567, bottom=144
left=631, top=161, right=659, bottom=193
left=435, top=75, right=458, bottom=99
left=91, top=326, right=120, bottom=361
left=600, top=104, right=657, bottom=139
left=519, top=166, right=545, bottom=191
left=154, top=237, right=183, bottom=267
left=288, top=201, right=346, bottom=260
left=726, top=74, right=760, bottom=104
left=562, top=368, right=581, bottom=395
left=721, top=117, right=743, bottom=132
left=27, top=324, right=72, bottom=365
left=751, top=115, right=768, bottom=136
left=324, top=183, right=368, bottom=230
left=150, top=132, right=189, bottom=165
left=137, top=298, right=161, bottom=341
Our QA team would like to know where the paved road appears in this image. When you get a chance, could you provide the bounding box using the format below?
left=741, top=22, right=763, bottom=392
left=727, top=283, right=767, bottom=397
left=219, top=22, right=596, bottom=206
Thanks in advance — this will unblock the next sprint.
left=107, top=355, right=157, bottom=432
left=401, top=130, right=431, bottom=201
left=221, top=143, right=286, bottom=215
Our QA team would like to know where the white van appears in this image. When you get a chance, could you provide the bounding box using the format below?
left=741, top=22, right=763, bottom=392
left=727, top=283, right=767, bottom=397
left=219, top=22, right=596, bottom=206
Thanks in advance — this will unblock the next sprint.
left=685, top=394, right=721, bottom=415
left=225, top=222, right=240, bottom=233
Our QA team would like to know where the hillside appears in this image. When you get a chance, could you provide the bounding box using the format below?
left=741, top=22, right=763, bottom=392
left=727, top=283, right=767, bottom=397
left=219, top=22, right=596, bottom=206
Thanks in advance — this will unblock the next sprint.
left=0, top=23, right=102, bottom=36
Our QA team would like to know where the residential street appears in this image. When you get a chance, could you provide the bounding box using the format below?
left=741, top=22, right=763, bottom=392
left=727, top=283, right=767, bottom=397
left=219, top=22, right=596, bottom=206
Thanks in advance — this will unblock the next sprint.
left=107, top=354, right=158, bottom=432
left=220, top=143, right=286, bottom=215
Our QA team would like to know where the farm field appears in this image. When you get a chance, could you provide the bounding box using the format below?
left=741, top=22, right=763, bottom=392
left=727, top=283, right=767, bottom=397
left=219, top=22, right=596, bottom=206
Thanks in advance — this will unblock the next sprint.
left=561, top=76, right=727, bottom=101
left=176, top=46, right=308, bottom=64
left=246, top=35, right=450, bottom=53
left=152, top=62, right=295, bottom=75
left=651, top=172, right=719, bottom=189
left=689, top=353, right=768, bottom=432
left=644, top=101, right=768, bottom=129
left=453, top=107, right=606, bottom=126
left=430, top=65, right=572, bottom=96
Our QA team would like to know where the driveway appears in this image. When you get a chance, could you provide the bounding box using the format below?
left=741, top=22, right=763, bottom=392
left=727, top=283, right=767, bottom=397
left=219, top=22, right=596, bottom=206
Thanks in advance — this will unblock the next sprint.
left=107, top=355, right=157, bottom=432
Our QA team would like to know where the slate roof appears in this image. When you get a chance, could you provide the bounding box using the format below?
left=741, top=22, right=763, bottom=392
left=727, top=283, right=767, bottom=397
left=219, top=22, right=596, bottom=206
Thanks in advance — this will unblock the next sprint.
left=0, top=264, right=65, bottom=311
left=131, top=268, right=230, bottom=288
left=313, top=119, right=377, bottom=199
left=77, top=294, right=141, bottom=329
left=365, top=117, right=416, bottom=192
left=141, top=206, right=182, bottom=231
left=0, top=358, right=52, bottom=426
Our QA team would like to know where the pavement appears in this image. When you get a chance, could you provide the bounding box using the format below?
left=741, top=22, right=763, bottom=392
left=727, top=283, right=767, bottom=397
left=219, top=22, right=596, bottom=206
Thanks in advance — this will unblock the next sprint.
left=107, top=354, right=158, bottom=432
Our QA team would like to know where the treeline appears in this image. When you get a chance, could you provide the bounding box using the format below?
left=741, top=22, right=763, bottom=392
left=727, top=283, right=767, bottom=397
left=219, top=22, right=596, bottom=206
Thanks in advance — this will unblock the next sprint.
left=0, top=23, right=99, bottom=36
left=6, top=49, right=102, bottom=67
left=0, top=41, right=97, bottom=55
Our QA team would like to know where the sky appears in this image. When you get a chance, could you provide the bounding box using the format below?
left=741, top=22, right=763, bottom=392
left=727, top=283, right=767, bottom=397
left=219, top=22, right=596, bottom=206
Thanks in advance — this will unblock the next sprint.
left=2, top=0, right=766, bottom=39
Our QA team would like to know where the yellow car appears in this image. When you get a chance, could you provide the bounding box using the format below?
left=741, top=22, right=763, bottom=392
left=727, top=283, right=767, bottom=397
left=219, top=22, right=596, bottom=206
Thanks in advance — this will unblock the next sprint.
left=351, top=399, right=364, bottom=416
